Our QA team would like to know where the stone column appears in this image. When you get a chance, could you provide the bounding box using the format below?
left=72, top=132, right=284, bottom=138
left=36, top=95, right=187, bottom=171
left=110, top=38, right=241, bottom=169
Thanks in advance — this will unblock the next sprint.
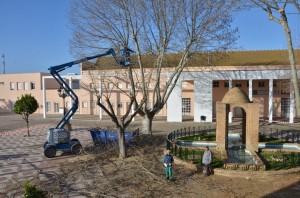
left=248, top=79, right=253, bottom=102
left=42, top=76, right=47, bottom=118
left=244, top=103, right=260, bottom=152
left=268, top=79, right=273, bottom=123
left=216, top=102, right=228, bottom=151
left=228, top=79, right=233, bottom=123
left=229, top=79, right=232, bottom=89
left=167, top=78, right=182, bottom=122
left=194, top=79, right=213, bottom=122
left=99, top=79, right=103, bottom=120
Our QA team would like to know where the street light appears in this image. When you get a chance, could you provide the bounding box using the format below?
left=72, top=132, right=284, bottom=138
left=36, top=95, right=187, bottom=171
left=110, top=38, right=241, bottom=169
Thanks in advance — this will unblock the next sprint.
left=57, top=86, right=68, bottom=116
left=57, top=86, right=72, bottom=131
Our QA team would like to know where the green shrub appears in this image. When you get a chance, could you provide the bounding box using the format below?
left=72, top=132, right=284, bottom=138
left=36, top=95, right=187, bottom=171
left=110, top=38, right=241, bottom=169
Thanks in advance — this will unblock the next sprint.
left=24, top=180, right=47, bottom=198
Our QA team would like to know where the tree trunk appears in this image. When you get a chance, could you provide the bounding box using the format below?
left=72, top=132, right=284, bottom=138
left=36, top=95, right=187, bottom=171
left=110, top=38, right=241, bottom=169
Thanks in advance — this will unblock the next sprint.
left=281, top=19, right=300, bottom=117
left=26, top=120, right=30, bottom=137
left=141, top=114, right=154, bottom=135
left=118, top=128, right=127, bottom=159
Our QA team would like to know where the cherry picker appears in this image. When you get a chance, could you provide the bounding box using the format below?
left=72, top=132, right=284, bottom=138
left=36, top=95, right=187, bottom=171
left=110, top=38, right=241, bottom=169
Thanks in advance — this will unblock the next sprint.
left=44, top=48, right=133, bottom=158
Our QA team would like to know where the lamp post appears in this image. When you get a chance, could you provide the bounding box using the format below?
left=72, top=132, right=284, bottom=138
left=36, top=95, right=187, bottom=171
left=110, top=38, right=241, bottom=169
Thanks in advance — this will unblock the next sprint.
left=57, top=86, right=72, bottom=130
left=57, top=87, right=68, bottom=116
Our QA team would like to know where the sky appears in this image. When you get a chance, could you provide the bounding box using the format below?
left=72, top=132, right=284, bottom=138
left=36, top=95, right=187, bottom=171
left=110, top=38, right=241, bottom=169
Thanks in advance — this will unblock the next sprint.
left=0, top=0, right=299, bottom=74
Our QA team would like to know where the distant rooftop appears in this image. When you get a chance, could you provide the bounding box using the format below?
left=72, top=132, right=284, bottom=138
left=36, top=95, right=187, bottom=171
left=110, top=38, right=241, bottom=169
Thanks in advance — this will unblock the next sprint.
left=82, top=49, right=300, bottom=70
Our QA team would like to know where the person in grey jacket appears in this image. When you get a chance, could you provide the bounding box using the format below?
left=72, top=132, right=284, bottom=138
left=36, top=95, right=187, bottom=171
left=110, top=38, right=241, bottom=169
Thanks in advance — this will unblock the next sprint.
left=202, top=146, right=212, bottom=176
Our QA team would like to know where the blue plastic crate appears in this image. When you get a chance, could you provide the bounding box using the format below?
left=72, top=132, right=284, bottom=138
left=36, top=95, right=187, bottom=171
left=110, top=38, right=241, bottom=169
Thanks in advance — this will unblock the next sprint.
left=90, top=129, right=139, bottom=145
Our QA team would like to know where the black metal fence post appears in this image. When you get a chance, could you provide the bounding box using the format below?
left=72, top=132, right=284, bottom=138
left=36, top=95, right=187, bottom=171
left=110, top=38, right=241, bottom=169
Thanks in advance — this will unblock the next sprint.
left=185, top=147, right=188, bottom=160
left=166, top=137, right=170, bottom=150
left=180, top=129, right=183, bottom=138
left=283, top=154, right=286, bottom=169
left=291, top=152, right=295, bottom=168
left=179, top=147, right=182, bottom=159
left=192, top=149, right=195, bottom=160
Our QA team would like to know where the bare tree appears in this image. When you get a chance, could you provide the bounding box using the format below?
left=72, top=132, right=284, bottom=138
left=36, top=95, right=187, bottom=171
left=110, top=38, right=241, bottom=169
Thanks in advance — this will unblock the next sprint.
left=291, top=0, right=300, bottom=12
left=80, top=67, right=145, bottom=158
left=250, top=0, right=300, bottom=117
left=70, top=0, right=238, bottom=134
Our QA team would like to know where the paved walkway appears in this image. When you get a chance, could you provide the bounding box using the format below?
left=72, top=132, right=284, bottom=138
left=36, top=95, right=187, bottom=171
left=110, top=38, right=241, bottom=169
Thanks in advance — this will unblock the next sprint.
left=0, top=124, right=95, bottom=197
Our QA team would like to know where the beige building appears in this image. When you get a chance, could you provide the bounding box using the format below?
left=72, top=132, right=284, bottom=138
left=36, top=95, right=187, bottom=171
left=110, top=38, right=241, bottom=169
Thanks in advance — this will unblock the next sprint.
left=0, top=50, right=299, bottom=123
left=0, top=73, right=50, bottom=113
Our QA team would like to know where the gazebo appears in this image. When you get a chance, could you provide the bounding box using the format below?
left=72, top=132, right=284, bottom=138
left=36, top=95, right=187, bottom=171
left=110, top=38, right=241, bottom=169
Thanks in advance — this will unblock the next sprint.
left=216, top=87, right=260, bottom=152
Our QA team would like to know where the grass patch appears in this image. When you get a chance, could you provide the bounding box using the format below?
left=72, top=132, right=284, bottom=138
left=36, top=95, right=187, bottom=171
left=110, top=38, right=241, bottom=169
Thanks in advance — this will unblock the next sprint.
left=259, top=134, right=288, bottom=143
left=260, top=152, right=300, bottom=170
left=173, top=147, right=223, bottom=168
left=178, top=133, right=216, bottom=141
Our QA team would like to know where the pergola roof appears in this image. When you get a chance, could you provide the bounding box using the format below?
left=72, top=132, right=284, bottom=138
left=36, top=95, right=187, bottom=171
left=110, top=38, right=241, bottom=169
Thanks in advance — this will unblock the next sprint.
left=82, top=49, right=300, bottom=71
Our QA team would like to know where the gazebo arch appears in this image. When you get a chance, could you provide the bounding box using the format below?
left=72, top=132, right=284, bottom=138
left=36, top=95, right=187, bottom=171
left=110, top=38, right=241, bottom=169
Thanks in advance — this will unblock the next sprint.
left=216, top=87, right=260, bottom=152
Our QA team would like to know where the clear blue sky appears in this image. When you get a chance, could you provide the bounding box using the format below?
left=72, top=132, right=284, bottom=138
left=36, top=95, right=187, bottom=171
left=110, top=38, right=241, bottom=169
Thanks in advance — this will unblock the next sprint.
left=0, top=0, right=299, bottom=74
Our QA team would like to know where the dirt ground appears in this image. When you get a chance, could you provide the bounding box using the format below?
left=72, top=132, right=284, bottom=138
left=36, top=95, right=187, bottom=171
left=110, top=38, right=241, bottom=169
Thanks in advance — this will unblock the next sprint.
left=8, top=136, right=299, bottom=198
left=1, top=113, right=300, bottom=197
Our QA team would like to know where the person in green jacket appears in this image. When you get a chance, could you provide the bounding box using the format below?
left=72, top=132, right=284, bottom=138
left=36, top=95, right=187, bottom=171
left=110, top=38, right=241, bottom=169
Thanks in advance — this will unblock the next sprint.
left=162, top=150, right=174, bottom=180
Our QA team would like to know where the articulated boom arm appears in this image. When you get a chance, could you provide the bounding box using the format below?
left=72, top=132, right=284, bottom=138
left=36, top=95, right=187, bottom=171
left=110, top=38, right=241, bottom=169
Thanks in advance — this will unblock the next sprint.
left=49, top=48, right=132, bottom=129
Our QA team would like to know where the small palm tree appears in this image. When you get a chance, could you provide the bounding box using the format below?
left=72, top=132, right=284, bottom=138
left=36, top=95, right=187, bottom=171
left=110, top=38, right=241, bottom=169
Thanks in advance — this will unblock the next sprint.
left=13, top=94, right=39, bottom=136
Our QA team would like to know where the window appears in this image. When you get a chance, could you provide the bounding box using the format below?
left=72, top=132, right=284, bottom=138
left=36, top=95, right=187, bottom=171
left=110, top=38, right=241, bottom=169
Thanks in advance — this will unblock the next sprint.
left=224, top=82, right=229, bottom=88
left=117, top=102, right=123, bottom=108
left=258, top=81, right=265, bottom=87
left=108, top=82, right=114, bottom=89
left=147, top=82, right=152, bottom=89
left=10, top=82, right=15, bottom=90
left=136, top=82, right=142, bottom=88
left=213, top=81, right=219, bottom=88
left=126, top=83, right=131, bottom=89
left=236, top=83, right=242, bottom=87
left=0, top=82, right=4, bottom=85
left=273, top=81, right=277, bottom=87
left=54, top=102, right=59, bottom=113
left=72, top=80, right=80, bottom=89
left=82, top=101, right=88, bottom=108
left=117, top=82, right=123, bottom=89
left=17, top=82, right=21, bottom=90
left=46, top=102, right=51, bottom=113
left=0, top=99, right=5, bottom=102
left=30, top=82, right=35, bottom=90
left=281, top=98, right=290, bottom=118
left=89, top=83, right=95, bottom=89
left=182, top=98, right=191, bottom=115
left=23, top=82, right=28, bottom=90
